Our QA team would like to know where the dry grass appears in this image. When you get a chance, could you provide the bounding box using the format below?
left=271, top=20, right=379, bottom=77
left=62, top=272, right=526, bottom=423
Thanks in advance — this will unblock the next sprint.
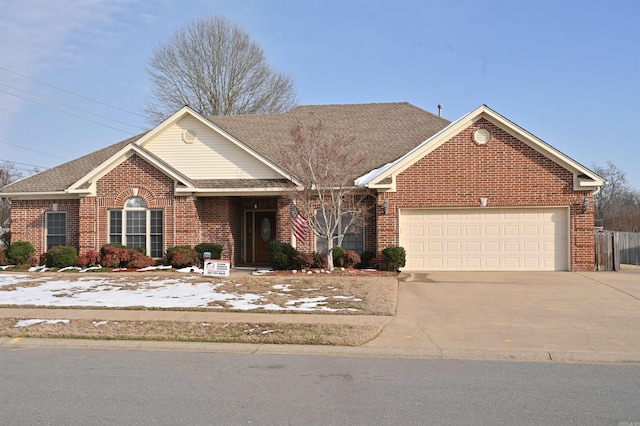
left=0, top=271, right=397, bottom=345
left=0, top=271, right=398, bottom=315
left=0, top=318, right=382, bottom=346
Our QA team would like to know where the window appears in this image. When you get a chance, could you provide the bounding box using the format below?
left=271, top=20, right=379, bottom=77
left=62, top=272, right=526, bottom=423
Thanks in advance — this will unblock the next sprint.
left=150, top=210, right=163, bottom=258
left=109, top=197, right=163, bottom=257
left=109, top=211, right=122, bottom=245
left=46, top=212, right=66, bottom=250
left=315, top=211, right=364, bottom=254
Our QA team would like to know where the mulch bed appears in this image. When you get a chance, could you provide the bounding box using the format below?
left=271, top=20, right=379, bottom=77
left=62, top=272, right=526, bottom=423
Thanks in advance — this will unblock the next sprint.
left=263, top=268, right=398, bottom=277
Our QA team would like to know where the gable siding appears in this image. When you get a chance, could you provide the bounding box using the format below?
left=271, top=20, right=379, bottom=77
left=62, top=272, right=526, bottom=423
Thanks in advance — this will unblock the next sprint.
left=143, top=116, right=281, bottom=180
left=376, top=118, right=595, bottom=271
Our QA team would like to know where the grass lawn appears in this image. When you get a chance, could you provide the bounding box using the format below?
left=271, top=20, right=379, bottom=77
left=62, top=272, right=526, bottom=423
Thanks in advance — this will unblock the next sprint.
left=0, top=271, right=397, bottom=345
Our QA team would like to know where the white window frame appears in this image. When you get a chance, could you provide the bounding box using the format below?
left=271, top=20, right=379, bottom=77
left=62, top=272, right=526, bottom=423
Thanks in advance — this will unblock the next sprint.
left=46, top=211, right=66, bottom=250
left=109, top=197, right=163, bottom=258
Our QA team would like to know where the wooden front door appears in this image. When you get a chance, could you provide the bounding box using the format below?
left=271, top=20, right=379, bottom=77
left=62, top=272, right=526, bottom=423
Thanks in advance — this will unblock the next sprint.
left=245, top=211, right=276, bottom=264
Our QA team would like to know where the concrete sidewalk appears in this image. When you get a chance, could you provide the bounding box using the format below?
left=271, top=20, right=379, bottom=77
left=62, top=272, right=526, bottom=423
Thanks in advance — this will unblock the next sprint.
left=1, top=271, right=639, bottom=364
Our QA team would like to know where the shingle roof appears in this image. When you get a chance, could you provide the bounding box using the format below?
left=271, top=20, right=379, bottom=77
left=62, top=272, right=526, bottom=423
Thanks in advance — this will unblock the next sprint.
left=1, top=103, right=450, bottom=195
left=0, top=133, right=146, bottom=194
left=191, top=179, right=290, bottom=189
left=207, top=102, right=450, bottom=181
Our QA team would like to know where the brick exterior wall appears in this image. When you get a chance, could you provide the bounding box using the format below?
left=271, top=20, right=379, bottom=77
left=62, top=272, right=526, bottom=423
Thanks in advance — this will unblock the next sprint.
left=10, top=199, right=80, bottom=256
left=11, top=155, right=262, bottom=266
left=9, top=120, right=596, bottom=271
left=376, top=119, right=596, bottom=271
left=283, top=195, right=377, bottom=257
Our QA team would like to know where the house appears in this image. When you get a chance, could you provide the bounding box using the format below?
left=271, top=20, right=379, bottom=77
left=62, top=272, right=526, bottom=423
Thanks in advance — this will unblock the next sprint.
left=0, top=103, right=604, bottom=271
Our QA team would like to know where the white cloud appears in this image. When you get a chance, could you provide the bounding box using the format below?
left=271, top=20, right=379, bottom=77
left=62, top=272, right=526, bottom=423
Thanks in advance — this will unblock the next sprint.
left=0, top=0, right=127, bottom=72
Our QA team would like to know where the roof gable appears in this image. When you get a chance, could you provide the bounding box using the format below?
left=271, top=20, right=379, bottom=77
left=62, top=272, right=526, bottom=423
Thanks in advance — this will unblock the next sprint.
left=357, top=105, right=605, bottom=191
left=140, top=113, right=283, bottom=181
left=66, top=144, right=196, bottom=196
left=134, top=107, right=292, bottom=183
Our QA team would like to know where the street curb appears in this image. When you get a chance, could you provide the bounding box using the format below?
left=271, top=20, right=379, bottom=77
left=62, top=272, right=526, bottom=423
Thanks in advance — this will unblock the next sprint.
left=2, top=337, right=639, bottom=365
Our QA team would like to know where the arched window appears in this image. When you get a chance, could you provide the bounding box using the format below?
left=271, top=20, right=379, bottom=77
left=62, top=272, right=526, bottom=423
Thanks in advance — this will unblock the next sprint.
left=109, top=197, right=163, bottom=258
left=126, top=197, right=147, bottom=208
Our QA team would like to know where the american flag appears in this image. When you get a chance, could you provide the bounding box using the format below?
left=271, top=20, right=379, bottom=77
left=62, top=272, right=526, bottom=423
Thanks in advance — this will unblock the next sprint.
left=290, top=201, right=309, bottom=244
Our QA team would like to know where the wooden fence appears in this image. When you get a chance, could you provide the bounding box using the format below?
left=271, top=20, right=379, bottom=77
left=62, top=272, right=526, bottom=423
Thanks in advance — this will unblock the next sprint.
left=595, top=231, right=640, bottom=271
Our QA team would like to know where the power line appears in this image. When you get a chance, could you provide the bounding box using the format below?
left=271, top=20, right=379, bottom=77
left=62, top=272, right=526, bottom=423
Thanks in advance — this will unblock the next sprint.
left=0, top=82, right=147, bottom=130
left=0, top=89, right=137, bottom=135
left=0, top=107, right=113, bottom=145
left=0, top=66, right=147, bottom=118
left=0, top=139, right=66, bottom=160
left=0, top=159, right=49, bottom=170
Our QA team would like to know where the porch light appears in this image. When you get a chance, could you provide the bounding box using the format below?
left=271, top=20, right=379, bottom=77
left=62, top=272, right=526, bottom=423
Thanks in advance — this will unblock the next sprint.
left=52, top=203, right=58, bottom=212
left=480, top=198, right=488, bottom=207
left=254, top=203, right=258, bottom=210
left=582, top=197, right=590, bottom=213
left=383, top=199, right=389, bottom=215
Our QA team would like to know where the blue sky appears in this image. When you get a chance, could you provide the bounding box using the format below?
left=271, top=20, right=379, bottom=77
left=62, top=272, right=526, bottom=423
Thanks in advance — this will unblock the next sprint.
left=1, top=0, right=639, bottom=187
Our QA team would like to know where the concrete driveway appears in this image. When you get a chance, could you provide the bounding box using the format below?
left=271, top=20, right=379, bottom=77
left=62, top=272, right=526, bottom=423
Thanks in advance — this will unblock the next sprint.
left=365, top=271, right=640, bottom=362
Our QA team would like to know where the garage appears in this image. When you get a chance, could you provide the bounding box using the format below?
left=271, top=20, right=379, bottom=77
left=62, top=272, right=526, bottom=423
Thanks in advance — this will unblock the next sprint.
left=399, top=208, right=569, bottom=271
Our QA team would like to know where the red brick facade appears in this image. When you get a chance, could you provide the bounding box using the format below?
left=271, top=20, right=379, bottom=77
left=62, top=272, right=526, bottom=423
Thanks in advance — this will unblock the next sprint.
left=11, top=156, right=242, bottom=265
left=10, top=199, right=80, bottom=256
left=375, top=119, right=595, bottom=271
left=9, top=119, right=597, bottom=271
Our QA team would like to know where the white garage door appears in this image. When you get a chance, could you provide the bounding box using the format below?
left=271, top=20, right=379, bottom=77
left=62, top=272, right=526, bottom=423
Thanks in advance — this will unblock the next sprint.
left=399, top=208, right=569, bottom=271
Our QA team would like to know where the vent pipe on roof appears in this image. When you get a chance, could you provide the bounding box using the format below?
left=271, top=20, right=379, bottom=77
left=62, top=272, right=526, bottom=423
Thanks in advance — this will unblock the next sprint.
left=437, top=104, right=443, bottom=117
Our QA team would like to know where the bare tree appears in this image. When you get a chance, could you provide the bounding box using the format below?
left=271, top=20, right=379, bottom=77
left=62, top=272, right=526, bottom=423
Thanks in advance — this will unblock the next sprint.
left=1, top=162, right=22, bottom=229
left=145, top=15, right=298, bottom=123
left=280, top=121, right=370, bottom=271
left=593, top=161, right=640, bottom=231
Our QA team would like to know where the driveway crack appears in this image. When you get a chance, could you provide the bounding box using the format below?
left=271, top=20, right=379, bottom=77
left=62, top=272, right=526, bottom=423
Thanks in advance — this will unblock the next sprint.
left=400, top=316, right=443, bottom=356
left=576, top=273, right=640, bottom=301
left=580, top=325, right=595, bottom=352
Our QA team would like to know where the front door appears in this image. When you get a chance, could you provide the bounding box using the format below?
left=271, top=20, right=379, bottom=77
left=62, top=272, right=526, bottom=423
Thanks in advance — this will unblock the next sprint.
left=245, top=211, right=276, bottom=264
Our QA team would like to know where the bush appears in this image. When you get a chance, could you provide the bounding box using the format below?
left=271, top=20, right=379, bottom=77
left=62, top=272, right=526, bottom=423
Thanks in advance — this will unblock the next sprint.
left=77, top=247, right=152, bottom=269
left=332, top=247, right=346, bottom=267
left=269, top=241, right=301, bottom=270
left=297, top=252, right=313, bottom=268
left=44, top=246, right=78, bottom=268
left=342, top=250, right=361, bottom=268
left=100, top=243, right=126, bottom=257
left=195, top=242, right=223, bottom=265
left=128, top=250, right=154, bottom=269
left=8, top=241, right=35, bottom=265
left=358, top=251, right=375, bottom=269
left=0, top=246, right=8, bottom=266
left=100, top=245, right=129, bottom=268
left=166, top=245, right=199, bottom=268
left=310, top=251, right=327, bottom=269
left=298, top=251, right=326, bottom=269
left=381, top=246, right=406, bottom=271
left=77, top=250, right=101, bottom=267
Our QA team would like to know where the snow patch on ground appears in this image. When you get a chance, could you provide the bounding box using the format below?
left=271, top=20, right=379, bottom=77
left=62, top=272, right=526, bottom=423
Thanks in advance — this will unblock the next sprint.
left=15, top=319, right=69, bottom=327
left=0, top=273, right=358, bottom=311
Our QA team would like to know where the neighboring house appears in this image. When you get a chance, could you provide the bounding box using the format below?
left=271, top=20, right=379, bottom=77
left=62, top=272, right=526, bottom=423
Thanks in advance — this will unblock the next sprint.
left=0, top=103, right=604, bottom=271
